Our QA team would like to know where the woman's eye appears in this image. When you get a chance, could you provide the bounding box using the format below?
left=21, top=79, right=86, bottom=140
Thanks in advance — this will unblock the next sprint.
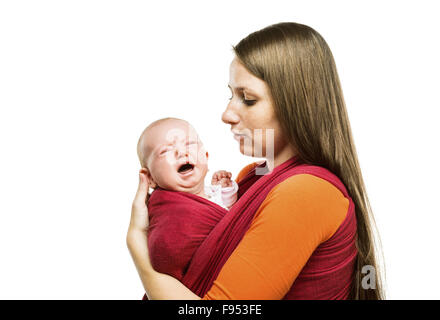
left=228, top=91, right=256, bottom=106
left=243, top=98, right=256, bottom=106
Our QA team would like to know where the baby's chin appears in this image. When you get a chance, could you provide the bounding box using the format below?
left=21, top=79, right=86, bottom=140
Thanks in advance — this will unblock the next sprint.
left=171, top=180, right=205, bottom=194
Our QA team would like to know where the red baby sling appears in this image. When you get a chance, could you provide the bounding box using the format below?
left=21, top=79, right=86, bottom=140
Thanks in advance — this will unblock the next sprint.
left=144, top=156, right=357, bottom=299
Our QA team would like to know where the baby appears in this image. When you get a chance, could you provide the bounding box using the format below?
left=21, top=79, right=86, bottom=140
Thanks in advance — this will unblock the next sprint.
left=136, top=117, right=240, bottom=281
left=137, top=117, right=238, bottom=209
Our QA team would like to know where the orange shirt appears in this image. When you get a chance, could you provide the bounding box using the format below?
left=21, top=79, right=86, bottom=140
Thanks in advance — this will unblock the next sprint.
left=202, top=162, right=349, bottom=299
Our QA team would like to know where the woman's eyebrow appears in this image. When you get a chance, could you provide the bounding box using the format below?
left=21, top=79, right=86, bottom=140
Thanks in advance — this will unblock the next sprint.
left=228, top=84, right=248, bottom=91
left=228, top=84, right=257, bottom=95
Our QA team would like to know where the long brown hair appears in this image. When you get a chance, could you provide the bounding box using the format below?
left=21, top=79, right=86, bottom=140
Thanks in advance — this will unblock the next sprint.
left=233, top=22, right=385, bottom=299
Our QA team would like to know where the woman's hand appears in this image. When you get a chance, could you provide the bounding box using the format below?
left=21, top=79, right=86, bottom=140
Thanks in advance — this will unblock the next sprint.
left=128, top=172, right=150, bottom=233
left=126, top=171, right=201, bottom=300
left=126, top=171, right=155, bottom=288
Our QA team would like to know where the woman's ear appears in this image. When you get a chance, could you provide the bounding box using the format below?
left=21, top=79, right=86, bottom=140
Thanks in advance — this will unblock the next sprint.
left=140, top=167, right=157, bottom=189
left=206, top=151, right=209, bottom=159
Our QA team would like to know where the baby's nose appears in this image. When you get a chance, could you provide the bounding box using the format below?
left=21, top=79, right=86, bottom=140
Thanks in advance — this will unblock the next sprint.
left=175, top=146, right=189, bottom=158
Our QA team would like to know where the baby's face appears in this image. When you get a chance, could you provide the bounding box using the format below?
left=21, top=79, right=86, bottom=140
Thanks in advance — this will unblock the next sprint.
left=144, top=120, right=209, bottom=193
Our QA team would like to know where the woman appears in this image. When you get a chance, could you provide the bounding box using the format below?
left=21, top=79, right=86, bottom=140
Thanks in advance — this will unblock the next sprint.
left=127, top=22, right=385, bottom=300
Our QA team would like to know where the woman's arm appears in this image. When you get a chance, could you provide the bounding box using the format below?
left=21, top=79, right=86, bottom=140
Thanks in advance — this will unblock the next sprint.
left=126, top=230, right=200, bottom=300
left=126, top=172, right=200, bottom=300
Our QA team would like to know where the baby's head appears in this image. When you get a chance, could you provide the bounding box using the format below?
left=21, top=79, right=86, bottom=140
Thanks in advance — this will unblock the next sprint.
left=137, top=117, right=209, bottom=194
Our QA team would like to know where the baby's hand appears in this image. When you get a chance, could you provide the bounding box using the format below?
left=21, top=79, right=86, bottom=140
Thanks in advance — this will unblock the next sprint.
left=211, top=170, right=233, bottom=188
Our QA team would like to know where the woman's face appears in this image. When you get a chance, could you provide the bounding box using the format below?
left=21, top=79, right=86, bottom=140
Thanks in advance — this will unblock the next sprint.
left=222, top=57, right=294, bottom=167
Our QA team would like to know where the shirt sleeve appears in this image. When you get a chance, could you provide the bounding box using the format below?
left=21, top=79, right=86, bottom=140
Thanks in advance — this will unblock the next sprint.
left=202, top=173, right=350, bottom=300
left=221, top=180, right=239, bottom=208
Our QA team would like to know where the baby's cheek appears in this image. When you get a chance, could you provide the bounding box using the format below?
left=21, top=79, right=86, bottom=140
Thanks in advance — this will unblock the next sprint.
left=196, top=149, right=208, bottom=166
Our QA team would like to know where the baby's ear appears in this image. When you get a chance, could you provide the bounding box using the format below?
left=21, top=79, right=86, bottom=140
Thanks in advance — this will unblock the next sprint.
left=205, top=151, right=209, bottom=159
left=140, top=167, right=157, bottom=189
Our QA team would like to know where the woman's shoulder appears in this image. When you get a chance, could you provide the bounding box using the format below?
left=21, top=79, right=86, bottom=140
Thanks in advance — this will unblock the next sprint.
left=235, top=161, right=265, bottom=183
left=272, top=173, right=347, bottom=201
left=258, top=173, right=350, bottom=241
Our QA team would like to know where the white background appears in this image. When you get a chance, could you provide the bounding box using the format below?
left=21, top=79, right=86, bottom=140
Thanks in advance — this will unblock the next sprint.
left=0, top=0, right=439, bottom=299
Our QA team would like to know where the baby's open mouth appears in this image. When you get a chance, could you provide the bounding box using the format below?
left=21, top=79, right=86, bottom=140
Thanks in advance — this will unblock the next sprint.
left=178, top=163, right=195, bottom=174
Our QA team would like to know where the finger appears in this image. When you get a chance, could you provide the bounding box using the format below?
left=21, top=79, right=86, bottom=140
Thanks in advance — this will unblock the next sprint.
left=134, top=172, right=148, bottom=205
left=225, top=181, right=232, bottom=187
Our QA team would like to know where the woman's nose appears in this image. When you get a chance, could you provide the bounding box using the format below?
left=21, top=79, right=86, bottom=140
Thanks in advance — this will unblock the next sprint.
left=222, top=103, right=240, bottom=125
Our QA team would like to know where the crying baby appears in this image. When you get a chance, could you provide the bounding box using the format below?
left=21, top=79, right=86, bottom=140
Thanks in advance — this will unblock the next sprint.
left=137, top=117, right=238, bottom=209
